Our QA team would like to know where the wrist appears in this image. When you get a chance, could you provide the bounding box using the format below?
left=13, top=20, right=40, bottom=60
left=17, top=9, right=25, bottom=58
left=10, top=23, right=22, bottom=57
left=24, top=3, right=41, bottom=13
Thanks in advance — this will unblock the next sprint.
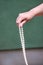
left=27, top=9, right=36, bottom=18
left=31, top=3, right=43, bottom=16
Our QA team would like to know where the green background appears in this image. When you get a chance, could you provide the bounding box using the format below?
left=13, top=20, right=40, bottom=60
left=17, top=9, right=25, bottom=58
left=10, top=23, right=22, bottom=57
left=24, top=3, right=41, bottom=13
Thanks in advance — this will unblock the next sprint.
left=0, top=0, right=43, bottom=50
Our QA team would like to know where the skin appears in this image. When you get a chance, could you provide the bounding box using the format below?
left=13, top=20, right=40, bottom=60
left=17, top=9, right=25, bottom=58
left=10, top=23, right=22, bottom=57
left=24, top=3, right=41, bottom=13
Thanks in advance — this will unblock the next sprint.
left=16, top=3, right=43, bottom=27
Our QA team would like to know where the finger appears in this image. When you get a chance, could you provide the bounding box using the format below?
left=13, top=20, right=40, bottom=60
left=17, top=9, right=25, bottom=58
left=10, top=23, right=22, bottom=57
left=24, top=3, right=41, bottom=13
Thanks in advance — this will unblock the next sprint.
left=16, top=15, right=24, bottom=24
left=16, top=15, right=21, bottom=23
left=17, top=17, right=25, bottom=24
left=19, top=20, right=26, bottom=27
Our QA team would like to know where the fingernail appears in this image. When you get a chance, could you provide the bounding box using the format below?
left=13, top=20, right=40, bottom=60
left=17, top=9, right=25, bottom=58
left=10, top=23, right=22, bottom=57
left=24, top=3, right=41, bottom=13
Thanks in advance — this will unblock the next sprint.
left=20, top=24, right=23, bottom=28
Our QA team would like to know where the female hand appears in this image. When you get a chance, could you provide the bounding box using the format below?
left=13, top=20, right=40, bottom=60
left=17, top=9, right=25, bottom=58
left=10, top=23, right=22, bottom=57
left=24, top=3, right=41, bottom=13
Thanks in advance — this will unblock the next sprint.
left=16, top=3, right=43, bottom=27
left=16, top=11, right=34, bottom=27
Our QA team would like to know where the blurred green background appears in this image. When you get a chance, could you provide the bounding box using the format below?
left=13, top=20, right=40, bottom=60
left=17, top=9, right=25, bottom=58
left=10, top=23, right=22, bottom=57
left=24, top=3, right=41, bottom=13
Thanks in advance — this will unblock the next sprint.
left=0, top=0, right=43, bottom=50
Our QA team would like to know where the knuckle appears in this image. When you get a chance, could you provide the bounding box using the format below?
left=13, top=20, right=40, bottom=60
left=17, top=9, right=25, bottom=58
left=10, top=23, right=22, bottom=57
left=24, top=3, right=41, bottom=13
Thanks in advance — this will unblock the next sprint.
left=16, top=20, right=18, bottom=23
left=19, top=13, right=22, bottom=16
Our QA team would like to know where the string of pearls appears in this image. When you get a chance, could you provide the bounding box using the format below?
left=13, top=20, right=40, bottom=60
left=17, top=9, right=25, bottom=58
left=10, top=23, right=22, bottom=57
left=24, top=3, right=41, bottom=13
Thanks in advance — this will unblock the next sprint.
left=19, top=27, right=28, bottom=65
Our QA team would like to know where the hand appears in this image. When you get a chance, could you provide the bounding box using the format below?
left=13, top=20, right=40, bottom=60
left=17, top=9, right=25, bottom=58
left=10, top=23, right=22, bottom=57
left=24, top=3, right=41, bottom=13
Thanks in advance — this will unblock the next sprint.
left=16, top=3, right=43, bottom=27
left=16, top=11, right=34, bottom=27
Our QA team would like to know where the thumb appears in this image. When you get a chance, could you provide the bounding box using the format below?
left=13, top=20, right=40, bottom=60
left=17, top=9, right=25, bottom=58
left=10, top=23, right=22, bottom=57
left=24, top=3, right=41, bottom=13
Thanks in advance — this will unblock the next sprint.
left=19, top=20, right=26, bottom=27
